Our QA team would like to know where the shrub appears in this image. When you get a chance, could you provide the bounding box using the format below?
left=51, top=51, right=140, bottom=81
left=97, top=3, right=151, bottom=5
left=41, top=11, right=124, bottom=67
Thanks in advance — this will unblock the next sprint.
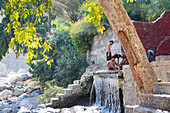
left=69, top=20, right=97, bottom=54
left=38, top=80, right=63, bottom=104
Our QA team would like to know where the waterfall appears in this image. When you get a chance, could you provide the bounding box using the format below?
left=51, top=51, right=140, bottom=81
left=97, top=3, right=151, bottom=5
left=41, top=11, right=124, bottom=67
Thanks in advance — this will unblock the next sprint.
left=89, top=75, right=121, bottom=113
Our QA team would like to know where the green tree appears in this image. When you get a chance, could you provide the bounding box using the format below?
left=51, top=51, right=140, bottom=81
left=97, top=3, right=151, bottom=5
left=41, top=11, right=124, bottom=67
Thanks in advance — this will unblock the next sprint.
left=52, top=0, right=84, bottom=22
left=29, top=21, right=88, bottom=87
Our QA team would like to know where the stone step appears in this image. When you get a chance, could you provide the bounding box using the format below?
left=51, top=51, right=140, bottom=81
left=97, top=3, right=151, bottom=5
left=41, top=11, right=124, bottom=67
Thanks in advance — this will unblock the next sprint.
left=167, top=71, right=170, bottom=82
left=67, top=84, right=81, bottom=90
left=140, top=94, right=170, bottom=111
left=55, top=93, right=66, bottom=100
left=154, top=82, right=170, bottom=94
left=61, top=89, right=73, bottom=95
left=73, top=80, right=81, bottom=84
left=51, top=98, right=60, bottom=107
left=126, top=105, right=170, bottom=113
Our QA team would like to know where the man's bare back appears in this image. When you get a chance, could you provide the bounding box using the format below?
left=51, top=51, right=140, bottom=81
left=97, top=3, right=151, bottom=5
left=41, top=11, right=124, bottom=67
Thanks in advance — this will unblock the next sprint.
left=106, top=43, right=111, bottom=53
left=106, top=40, right=114, bottom=61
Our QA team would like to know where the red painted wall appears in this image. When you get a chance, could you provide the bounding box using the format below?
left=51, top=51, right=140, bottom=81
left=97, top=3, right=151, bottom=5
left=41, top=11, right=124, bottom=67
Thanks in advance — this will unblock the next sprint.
left=133, top=11, right=170, bottom=56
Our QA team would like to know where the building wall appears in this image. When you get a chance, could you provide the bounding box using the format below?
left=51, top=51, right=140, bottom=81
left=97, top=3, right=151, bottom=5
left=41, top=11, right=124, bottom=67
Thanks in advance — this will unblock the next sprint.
left=133, top=11, right=170, bottom=56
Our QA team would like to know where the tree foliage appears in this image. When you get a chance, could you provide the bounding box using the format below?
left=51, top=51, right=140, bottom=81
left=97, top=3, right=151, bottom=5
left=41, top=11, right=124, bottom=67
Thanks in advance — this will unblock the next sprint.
left=123, top=0, right=170, bottom=22
left=29, top=21, right=88, bottom=87
left=4, top=0, right=53, bottom=66
left=83, top=0, right=136, bottom=34
left=69, top=20, right=97, bottom=54
left=52, top=0, right=84, bottom=22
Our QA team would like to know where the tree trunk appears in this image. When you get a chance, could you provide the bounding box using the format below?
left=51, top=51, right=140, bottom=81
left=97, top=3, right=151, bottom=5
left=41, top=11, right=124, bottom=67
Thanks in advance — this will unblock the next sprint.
left=98, top=0, right=158, bottom=94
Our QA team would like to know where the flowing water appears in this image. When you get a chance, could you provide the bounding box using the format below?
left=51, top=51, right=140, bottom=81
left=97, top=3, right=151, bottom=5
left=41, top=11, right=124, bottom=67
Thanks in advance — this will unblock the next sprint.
left=89, top=75, right=121, bottom=113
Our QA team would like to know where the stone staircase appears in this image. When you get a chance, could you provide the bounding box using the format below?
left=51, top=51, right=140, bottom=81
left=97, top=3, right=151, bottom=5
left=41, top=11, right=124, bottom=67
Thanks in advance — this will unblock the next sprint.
left=48, top=64, right=107, bottom=108
left=126, top=71, right=170, bottom=113
left=49, top=75, right=93, bottom=108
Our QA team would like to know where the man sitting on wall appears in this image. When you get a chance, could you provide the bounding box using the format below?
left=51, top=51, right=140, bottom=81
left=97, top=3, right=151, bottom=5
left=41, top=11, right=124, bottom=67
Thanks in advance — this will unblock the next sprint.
left=106, top=55, right=120, bottom=72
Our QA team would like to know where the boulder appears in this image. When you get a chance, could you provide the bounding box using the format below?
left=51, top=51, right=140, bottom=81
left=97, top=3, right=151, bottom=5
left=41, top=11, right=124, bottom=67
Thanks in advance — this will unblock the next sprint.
left=18, top=93, right=28, bottom=100
left=1, top=108, right=12, bottom=113
left=0, top=73, right=7, bottom=77
left=12, top=87, right=24, bottom=96
left=60, top=106, right=99, bottom=113
left=24, top=86, right=35, bottom=93
left=17, top=107, right=31, bottom=113
left=16, top=81, right=24, bottom=87
left=37, top=107, right=60, bottom=113
left=30, top=90, right=40, bottom=97
left=20, top=74, right=29, bottom=81
left=17, top=68, right=29, bottom=74
left=10, top=97, right=19, bottom=103
left=0, top=90, right=12, bottom=98
left=0, top=84, right=12, bottom=91
left=18, top=97, right=39, bottom=109
left=61, top=106, right=85, bottom=113
left=9, top=75, right=21, bottom=84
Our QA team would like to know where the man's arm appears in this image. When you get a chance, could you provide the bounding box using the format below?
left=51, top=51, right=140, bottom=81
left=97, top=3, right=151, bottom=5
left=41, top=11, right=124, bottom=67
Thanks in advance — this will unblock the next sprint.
left=106, top=61, right=109, bottom=67
left=110, top=61, right=115, bottom=68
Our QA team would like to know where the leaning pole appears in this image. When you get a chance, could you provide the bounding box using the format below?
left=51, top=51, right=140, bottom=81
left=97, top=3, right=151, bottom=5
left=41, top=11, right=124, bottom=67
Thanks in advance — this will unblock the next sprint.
left=98, top=0, right=158, bottom=94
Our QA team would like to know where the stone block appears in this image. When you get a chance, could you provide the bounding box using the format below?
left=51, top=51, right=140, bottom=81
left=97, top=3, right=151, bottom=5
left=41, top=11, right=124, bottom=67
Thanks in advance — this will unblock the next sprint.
left=55, top=94, right=66, bottom=101
left=126, top=105, right=169, bottom=113
left=153, top=82, right=170, bottom=94
left=167, top=71, right=170, bottom=82
left=51, top=98, right=60, bottom=107
left=73, top=80, right=81, bottom=84
left=140, top=94, right=170, bottom=111
left=61, top=89, right=73, bottom=95
left=67, top=84, right=81, bottom=90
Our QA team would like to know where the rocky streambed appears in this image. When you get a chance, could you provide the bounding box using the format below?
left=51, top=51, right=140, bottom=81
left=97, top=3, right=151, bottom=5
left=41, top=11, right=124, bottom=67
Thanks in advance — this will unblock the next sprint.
left=0, top=71, right=43, bottom=113
left=0, top=72, right=102, bottom=113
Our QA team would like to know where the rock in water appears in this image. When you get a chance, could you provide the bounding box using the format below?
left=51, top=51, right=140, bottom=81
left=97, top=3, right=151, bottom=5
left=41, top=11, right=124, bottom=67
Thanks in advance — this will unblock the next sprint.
left=0, top=85, right=12, bottom=92
left=9, top=76, right=21, bottom=84
left=1, top=108, right=12, bottom=113
left=0, top=90, right=12, bottom=99
left=17, top=68, right=29, bottom=74
left=16, top=81, right=24, bottom=87
left=17, top=107, right=31, bottom=113
left=18, top=97, right=39, bottom=109
left=0, top=73, right=7, bottom=77
left=20, top=74, right=29, bottom=81
left=24, top=86, right=35, bottom=93
left=12, top=87, right=24, bottom=96
left=35, top=107, right=60, bottom=113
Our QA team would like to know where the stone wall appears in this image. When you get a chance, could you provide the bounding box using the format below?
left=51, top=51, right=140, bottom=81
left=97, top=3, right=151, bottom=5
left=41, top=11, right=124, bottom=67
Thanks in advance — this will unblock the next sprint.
left=150, top=61, right=170, bottom=82
left=0, top=49, right=29, bottom=73
left=123, top=61, right=170, bottom=106
left=123, top=65, right=140, bottom=105
left=87, top=30, right=122, bottom=65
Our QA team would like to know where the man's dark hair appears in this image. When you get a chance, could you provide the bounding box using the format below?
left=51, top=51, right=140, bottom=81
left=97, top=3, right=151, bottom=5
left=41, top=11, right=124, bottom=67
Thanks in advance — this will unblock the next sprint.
left=112, top=56, right=116, bottom=58
left=114, top=54, right=119, bottom=58
left=113, top=54, right=121, bottom=58
left=112, top=54, right=118, bottom=58
left=110, top=40, right=114, bottom=44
